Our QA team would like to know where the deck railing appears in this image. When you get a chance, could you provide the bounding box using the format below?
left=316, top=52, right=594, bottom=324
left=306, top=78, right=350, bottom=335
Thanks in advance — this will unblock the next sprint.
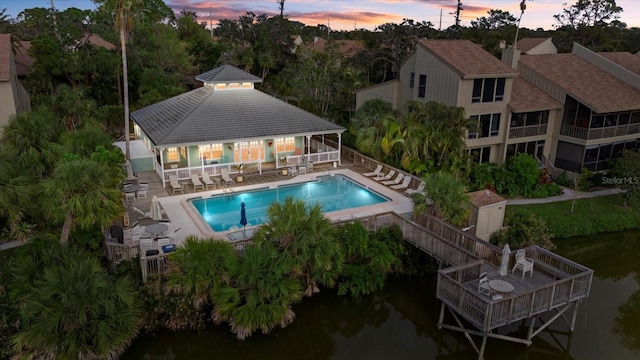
left=509, top=124, right=548, bottom=138
left=560, top=123, right=640, bottom=140
left=436, top=250, right=593, bottom=332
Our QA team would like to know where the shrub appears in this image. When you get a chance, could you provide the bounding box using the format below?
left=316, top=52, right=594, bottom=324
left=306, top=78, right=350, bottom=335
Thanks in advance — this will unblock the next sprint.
left=503, top=154, right=540, bottom=197
left=554, top=171, right=572, bottom=187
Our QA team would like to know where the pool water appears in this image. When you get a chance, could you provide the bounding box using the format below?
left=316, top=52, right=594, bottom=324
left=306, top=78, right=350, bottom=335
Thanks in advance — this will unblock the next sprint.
left=190, top=174, right=388, bottom=232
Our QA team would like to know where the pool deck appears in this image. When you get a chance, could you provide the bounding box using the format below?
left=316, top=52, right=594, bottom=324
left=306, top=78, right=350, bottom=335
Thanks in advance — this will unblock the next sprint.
left=156, top=168, right=414, bottom=242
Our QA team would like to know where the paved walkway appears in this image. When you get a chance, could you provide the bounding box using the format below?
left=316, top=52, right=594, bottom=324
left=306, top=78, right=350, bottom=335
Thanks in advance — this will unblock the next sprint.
left=507, top=187, right=622, bottom=205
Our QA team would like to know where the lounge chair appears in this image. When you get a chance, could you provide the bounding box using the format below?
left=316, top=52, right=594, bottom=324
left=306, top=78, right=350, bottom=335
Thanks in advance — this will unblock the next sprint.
left=201, top=173, right=216, bottom=189
left=374, top=170, right=395, bottom=182
left=363, top=165, right=383, bottom=177
left=405, top=181, right=426, bottom=196
left=382, top=173, right=404, bottom=186
left=391, top=176, right=412, bottom=190
left=220, top=168, right=235, bottom=187
left=169, top=175, right=183, bottom=194
left=191, top=174, right=204, bottom=191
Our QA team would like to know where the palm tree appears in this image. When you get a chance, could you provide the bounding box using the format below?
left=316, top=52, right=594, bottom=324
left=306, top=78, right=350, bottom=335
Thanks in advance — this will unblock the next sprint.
left=212, top=243, right=302, bottom=340
left=2, top=109, right=63, bottom=177
left=11, top=242, right=140, bottom=359
left=51, top=85, right=96, bottom=132
left=40, top=159, right=123, bottom=244
left=168, top=236, right=236, bottom=309
left=0, top=149, right=34, bottom=230
left=256, top=197, right=343, bottom=296
left=101, top=0, right=143, bottom=161
left=412, top=172, right=470, bottom=227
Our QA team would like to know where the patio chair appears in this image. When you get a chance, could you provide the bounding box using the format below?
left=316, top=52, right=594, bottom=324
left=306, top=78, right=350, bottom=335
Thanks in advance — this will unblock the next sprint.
left=137, top=188, right=148, bottom=199
left=191, top=174, right=204, bottom=191
left=289, top=166, right=298, bottom=177
left=363, top=165, right=383, bottom=177
left=125, top=191, right=136, bottom=202
left=220, top=168, right=235, bottom=187
left=512, top=249, right=534, bottom=279
left=405, top=181, right=426, bottom=196
left=382, top=173, right=404, bottom=186
left=169, top=175, right=183, bottom=194
left=374, top=170, right=395, bottom=182
left=478, top=272, right=491, bottom=296
left=201, top=173, right=216, bottom=189
left=139, top=237, right=154, bottom=253
left=391, top=176, right=412, bottom=190
left=298, top=166, right=307, bottom=175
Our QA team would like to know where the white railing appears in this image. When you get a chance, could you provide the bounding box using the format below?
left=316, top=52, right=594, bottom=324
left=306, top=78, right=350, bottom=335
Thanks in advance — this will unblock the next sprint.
left=509, top=124, right=548, bottom=138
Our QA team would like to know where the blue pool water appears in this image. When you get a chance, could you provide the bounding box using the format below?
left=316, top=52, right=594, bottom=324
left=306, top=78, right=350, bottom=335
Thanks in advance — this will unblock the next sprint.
left=190, top=174, right=388, bottom=232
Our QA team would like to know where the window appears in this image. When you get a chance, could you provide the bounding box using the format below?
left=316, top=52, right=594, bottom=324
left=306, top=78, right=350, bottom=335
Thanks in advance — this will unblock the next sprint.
left=418, top=74, right=427, bottom=98
left=469, top=146, right=491, bottom=164
left=506, top=140, right=545, bottom=160
left=167, top=147, right=178, bottom=162
left=409, top=72, right=415, bottom=89
left=469, top=113, right=501, bottom=138
left=201, top=144, right=223, bottom=163
left=235, top=141, right=264, bottom=162
left=276, top=137, right=295, bottom=152
left=472, top=78, right=506, bottom=103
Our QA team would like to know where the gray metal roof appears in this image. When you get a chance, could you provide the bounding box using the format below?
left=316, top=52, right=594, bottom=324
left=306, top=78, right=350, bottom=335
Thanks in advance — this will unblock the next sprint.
left=131, top=87, right=345, bottom=147
left=195, top=65, right=262, bottom=84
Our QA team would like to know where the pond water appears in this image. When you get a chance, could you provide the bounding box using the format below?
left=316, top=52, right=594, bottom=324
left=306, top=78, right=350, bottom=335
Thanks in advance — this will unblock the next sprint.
left=122, top=231, right=640, bottom=360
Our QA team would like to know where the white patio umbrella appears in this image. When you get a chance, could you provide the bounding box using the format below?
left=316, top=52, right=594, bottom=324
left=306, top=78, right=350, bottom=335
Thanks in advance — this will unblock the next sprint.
left=149, top=195, right=162, bottom=222
left=498, top=244, right=511, bottom=276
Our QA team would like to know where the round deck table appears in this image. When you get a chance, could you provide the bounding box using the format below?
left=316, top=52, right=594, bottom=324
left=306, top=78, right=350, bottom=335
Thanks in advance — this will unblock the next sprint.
left=145, top=223, right=168, bottom=239
left=489, top=279, right=514, bottom=294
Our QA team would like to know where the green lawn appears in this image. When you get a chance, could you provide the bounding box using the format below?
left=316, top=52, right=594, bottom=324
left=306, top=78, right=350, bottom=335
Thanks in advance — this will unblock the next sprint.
left=507, top=194, right=640, bottom=238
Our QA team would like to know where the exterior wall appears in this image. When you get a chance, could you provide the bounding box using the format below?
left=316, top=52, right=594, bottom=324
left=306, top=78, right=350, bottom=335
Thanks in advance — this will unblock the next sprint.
left=407, top=46, right=460, bottom=107
left=470, top=201, right=507, bottom=241
left=355, top=80, right=401, bottom=111
left=519, top=64, right=566, bottom=103
left=526, top=39, right=557, bottom=55
left=0, top=82, right=17, bottom=130
left=0, top=47, right=31, bottom=133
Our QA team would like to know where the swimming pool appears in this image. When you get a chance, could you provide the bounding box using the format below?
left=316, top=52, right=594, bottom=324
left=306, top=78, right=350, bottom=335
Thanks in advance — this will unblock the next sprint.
left=190, top=174, right=388, bottom=232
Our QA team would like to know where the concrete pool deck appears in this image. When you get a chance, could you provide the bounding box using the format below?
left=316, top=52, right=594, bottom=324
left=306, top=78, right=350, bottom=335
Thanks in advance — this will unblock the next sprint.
left=157, top=168, right=414, bottom=243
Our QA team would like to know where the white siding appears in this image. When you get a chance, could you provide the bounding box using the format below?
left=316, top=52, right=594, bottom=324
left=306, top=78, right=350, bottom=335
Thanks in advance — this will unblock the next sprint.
left=526, top=39, right=557, bottom=55
left=411, top=47, right=460, bottom=106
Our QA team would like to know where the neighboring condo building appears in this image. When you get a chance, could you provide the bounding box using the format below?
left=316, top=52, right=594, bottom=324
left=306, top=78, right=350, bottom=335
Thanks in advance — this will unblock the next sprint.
left=355, top=38, right=640, bottom=174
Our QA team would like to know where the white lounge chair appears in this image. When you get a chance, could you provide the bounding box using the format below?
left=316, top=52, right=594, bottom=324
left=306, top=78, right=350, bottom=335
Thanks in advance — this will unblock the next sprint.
left=220, top=168, right=235, bottom=187
left=391, top=176, right=412, bottom=190
left=382, top=173, right=404, bottom=186
left=201, top=173, right=216, bottom=189
left=374, top=170, right=395, bottom=182
left=405, top=181, right=426, bottom=196
left=169, top=175, right=183, bottom=194
left=191, top=174, right=204, bottom=191
left=363, top=165, right=383, bottom=177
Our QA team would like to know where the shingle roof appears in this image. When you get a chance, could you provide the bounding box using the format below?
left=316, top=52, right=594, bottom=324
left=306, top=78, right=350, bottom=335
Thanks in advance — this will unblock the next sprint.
left=307, top=38, right=364, bottom=56
left=195, top=65, right=262, bottom=84
left=509, top=77, right=563, bottom=113
left=131, top=87, right=344, bottom=147
left=516, top=38, right=550, bottom=53
left=520, top=53, right=640, bottom=113
left=598, top=52, right=640, bottom=77
left=15, top=41, right=33, bottom=77
left=468, top=189, right=506, bottom=208
left=417, top=39, right=518, bottom=79
left=0, top=34, right=11, bottom=81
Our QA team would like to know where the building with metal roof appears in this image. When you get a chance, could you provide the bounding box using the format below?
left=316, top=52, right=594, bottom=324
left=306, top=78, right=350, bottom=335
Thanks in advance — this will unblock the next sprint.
left=131, top=65, right=345, bottom=187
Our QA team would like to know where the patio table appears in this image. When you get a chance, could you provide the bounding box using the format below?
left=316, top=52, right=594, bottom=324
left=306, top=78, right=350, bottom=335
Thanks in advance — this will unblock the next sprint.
left=145, top=223, right=169, bottom=240
left=489, top=279, right=514, bottom=294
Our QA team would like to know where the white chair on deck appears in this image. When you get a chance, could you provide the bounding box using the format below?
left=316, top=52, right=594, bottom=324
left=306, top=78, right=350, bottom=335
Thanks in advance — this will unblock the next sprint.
left=405, top=181, right=426, bottom=196
left=382, top=173, right=404, bottom=186
left=169, top=175, right=183, bottom=194
left=201, top=173, right=216, bottom=189
left=512, top=249, right=534, bottom=279
left=125, top=192, right=136, bottom=202
left=374, top=170, right=395, bottom=182
left=191, top=174, right=204, bottom=191
left=478, top=272, right=491, bottom=296
left=220, top=168, right=235, bottom=187
left=391, top=176, right=412, bottom=190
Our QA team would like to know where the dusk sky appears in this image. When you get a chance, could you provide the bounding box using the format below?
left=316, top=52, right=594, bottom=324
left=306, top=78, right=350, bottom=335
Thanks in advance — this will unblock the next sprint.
left=3, top=0, right=640, bottom=31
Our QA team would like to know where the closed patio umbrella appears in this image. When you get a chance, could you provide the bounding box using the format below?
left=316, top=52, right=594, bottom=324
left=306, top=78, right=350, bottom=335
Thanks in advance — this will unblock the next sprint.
left=498, top=244, right=511, bottom=276
left=150, top=195, right=162, bottom=222
left=240, top=201, right=248, bottom=236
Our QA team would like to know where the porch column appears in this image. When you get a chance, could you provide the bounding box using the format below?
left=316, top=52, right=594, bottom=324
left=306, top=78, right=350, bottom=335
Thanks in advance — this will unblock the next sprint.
left=158, top=147, right=165, bottom=188
left=338, top=132, right=342, bottom=165
left=306, top=135, right=311, bottom=161
left=186, top=146, right=192, bottom=169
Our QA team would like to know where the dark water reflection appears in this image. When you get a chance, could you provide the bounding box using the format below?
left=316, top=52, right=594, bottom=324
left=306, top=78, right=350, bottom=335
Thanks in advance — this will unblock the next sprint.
left=123, top=231, right=640, bottom=360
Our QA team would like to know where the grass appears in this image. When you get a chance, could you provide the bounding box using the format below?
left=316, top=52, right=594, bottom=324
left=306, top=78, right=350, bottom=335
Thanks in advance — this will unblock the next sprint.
left=507, top=194, right=640, bottom=239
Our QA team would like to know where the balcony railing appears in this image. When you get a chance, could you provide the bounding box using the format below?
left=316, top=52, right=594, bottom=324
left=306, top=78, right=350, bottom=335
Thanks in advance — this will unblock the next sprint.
left=560, top=123, right=640, bottom=140
left=509, top=124, right=548, bottom=139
